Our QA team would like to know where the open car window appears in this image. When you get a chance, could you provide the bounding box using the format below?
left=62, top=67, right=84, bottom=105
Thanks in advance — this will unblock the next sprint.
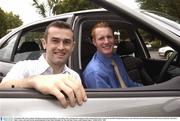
left=76, top=12, right=180, bottom=89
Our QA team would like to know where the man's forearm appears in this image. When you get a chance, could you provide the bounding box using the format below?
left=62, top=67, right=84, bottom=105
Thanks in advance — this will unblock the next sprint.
left=0, top=77, right=33, bottom=89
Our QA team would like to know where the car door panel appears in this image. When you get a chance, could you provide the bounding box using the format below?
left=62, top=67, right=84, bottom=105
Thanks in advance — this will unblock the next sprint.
left=1, top=97, right=180, bottom=117
left=1, top=89, right=180, bottom=117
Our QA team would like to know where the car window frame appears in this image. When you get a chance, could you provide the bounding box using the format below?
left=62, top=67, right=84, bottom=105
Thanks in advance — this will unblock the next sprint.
left=71, top=11, right=180, bottom=91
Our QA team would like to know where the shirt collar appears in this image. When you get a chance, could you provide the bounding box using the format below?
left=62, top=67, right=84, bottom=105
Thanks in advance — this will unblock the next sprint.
left=62, top=65, right=70, bottom=74
left=38, top=54, right=68, bottom=74
left=96, top=51, right=113, bottom=66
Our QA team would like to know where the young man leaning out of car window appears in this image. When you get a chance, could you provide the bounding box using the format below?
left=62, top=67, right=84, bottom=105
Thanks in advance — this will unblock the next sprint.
left=0, top=21, right=87, bottom=108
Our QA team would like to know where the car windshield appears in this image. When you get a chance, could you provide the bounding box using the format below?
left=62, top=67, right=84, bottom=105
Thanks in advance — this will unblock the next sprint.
left=146, top=10, right=180, bottom=24
left=100, top=0, right=180, bottom=37
left=141, top=10, right=180, bottom=36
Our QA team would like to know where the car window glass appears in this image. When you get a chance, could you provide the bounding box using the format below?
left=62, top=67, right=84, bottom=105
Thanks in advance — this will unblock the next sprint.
left=138, top=29, right=174, bottom=60
left=14, top=27, right=45, bottom=62
left=0, top=33, right=18, bottom=61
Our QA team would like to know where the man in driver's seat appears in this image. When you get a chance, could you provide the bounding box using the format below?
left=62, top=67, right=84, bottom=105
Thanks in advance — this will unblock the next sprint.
left=83, top=21, right=142, bottom=88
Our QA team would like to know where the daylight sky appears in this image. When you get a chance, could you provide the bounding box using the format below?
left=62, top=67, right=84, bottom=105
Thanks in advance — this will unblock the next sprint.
left=0, top=0, right=139, bottom=24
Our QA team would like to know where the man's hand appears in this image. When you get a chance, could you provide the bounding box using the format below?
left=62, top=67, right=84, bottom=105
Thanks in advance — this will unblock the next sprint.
left=30, top=74, right=87, bottom=108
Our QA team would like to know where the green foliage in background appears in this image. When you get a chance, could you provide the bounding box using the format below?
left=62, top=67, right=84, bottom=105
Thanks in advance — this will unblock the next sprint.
left=136, top=0, right=180, bottom=20
left=32, top=0, right=99, bottom=17
left=0, top=8, right=23, bottom=38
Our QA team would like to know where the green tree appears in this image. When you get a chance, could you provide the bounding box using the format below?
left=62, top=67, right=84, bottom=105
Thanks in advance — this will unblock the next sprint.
left=136, top=0, right=180, bottom=19
left=57, top=0, right=99, bottom=14
left=0, top=8, right=7, bottom=38
left=5, top=12, right=23, bottom=31
left=0, top=8, right=23, bottom=38
left=32, top=0, right=99, bottom=17
left=32, top=0, right=46, bottom=17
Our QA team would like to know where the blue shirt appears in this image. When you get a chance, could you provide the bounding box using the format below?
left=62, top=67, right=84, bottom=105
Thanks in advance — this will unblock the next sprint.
left=83, top=51, right=141, bottom=88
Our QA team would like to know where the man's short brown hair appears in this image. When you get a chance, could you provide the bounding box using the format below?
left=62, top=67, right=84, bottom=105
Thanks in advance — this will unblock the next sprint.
left=44, top=21, right=73, bottom=40
left=91, top=21, right=113, bottom=39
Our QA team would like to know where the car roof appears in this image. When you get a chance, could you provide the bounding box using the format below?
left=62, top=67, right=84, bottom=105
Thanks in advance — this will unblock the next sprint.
left=90, top=0, right=180, bottom=46
left=0, top=9, right=107, bottom=45
left=1, top=3, right=180, bottom=47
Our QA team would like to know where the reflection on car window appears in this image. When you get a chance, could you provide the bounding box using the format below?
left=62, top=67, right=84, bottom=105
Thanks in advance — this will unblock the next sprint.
left=138, top=28, right=173, bottom=60
left=0, top=33, right=18, bottom=61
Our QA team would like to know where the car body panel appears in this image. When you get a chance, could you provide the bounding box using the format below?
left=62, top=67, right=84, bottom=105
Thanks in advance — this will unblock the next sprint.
left=1, top=89, right=180, bottom=117
left=1, top=97, right=180, bottom=117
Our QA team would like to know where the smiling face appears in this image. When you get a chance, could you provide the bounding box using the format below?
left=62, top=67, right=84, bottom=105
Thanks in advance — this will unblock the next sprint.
left=92, top=27, right=115, bottom=57
left=42, top=26, right=75, bottom=67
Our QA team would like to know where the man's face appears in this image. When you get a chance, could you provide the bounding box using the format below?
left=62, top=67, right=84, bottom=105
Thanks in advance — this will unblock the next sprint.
left=93, top=27, right=115, bottom=57
left=42, top=27, right=75, bottom=66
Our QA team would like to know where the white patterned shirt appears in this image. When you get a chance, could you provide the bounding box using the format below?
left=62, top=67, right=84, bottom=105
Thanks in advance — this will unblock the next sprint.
left=2, top=54, right=81, bottom=81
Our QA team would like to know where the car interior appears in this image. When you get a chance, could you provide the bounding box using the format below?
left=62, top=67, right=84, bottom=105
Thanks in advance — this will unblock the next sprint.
left=13, top=26, right=46, bottom=62
left=116, top=41, right=154, bottom=86
left=17, top=41, right=40, bottom=53
left=14, top=41, right=42, bottom=62
left=78, top=16, right=180, bottom=88
left=79, top=19, right=155, bottom=86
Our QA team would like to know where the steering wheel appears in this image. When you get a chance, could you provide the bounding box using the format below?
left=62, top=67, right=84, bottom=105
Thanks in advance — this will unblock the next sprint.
left=156, top=51, right=178, bottom=83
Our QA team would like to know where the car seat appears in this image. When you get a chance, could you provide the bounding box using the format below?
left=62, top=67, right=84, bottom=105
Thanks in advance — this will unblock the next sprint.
left=15, top=41, right=41, bottom=61
left=116, top=41, right=154, bottom=85
left=18, top=41, right=40, bottom=53
left=81, top=41, right=96, bottom=71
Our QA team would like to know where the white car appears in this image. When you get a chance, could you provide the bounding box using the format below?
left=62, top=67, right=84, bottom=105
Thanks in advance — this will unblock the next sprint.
left=158, top=46, right=174, bottom=59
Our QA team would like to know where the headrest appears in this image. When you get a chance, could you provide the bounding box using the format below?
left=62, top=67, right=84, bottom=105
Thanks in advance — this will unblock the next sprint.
left=19, top=41, right=40, bottom=53
left=116, top=41, right=135, bottom=55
